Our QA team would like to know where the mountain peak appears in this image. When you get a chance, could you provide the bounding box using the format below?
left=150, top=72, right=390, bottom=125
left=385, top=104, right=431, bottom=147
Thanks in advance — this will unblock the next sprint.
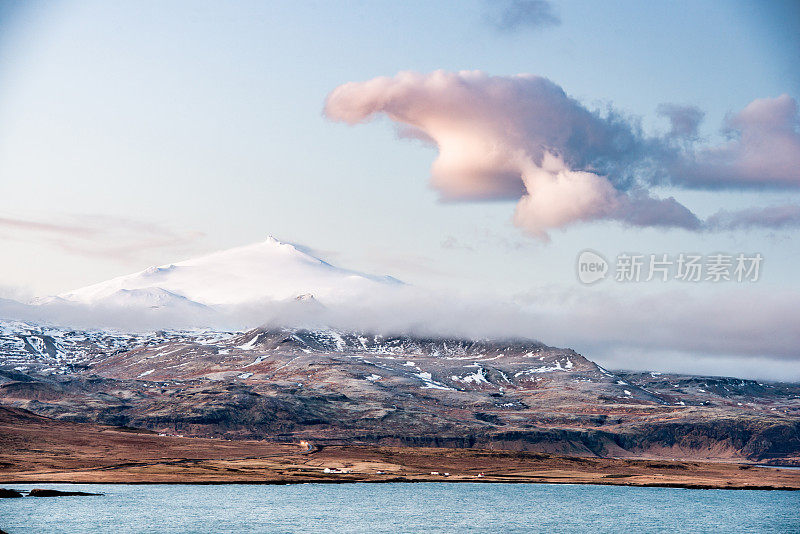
left=56, top=238, right=401, bottom=308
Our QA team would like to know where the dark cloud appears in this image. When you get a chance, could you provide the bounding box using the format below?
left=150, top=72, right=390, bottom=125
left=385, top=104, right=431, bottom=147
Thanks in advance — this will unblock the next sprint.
left=657, top=103, right=705, bottom=140
left=489, top=0, right=561, bottom=32
left=612, top=190, right=702, bottom=230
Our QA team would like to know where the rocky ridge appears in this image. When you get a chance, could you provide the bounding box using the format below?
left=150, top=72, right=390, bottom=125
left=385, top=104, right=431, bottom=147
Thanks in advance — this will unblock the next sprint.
left=1, top=321, right=798, bottom=464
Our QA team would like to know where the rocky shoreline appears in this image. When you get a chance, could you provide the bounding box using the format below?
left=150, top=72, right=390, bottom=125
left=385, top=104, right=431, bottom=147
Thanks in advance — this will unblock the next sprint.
left=0, top=488, right=102, bottom=498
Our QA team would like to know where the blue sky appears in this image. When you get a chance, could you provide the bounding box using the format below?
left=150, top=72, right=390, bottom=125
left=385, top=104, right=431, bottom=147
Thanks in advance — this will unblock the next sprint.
left=0, top=1, right=798, bottom=377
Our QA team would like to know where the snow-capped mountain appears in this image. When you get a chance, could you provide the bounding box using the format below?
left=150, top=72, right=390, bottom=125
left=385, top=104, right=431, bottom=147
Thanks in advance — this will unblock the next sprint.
left=57, top=236, right=402, bottom=308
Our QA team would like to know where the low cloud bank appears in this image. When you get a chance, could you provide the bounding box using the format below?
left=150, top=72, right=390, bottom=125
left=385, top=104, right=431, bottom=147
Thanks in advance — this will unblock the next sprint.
left=325, top=71, right=800, bottom=240
left=518, top=288, right=800, bottom=373
left=2, top=285, right=798, bottom=381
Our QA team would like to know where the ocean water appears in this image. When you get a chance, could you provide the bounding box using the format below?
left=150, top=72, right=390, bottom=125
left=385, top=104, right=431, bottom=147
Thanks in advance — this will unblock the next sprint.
left=1, top=483, right=798, bottom=533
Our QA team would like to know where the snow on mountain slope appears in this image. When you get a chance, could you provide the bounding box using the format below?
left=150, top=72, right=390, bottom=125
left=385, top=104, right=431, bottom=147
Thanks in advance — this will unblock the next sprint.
left=58, top=236, right=402, bottom=307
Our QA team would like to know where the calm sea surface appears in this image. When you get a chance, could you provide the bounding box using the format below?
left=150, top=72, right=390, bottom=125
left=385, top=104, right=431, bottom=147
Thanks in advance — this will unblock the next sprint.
left=1, top=483, right=798, bottom=533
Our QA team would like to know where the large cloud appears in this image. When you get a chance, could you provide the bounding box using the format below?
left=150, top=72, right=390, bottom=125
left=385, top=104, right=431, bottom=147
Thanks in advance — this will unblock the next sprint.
left=325, top=71, right=800, bottom=240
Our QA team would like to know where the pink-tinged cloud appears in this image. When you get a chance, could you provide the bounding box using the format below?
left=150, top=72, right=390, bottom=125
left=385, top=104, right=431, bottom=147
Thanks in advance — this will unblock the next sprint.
left=325, top=71, right=699, bottom=239
left=325, top=71, right=799, bottom=239
left=511, top=155, right=620, bottom=240
left=0, top=214, right=204, bottom=261
left=673, top=94, right=800, bottom=188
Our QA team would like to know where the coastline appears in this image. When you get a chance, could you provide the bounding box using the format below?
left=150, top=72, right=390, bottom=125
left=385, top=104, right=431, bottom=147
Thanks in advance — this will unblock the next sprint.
left=2, top=408, right=798, bottom=492
left=4, top=442, right=799, bottom=491
left=2, top=478, right=799, bottom=491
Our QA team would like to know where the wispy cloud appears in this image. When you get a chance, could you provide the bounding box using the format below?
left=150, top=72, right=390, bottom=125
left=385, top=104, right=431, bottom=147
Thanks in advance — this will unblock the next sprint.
left=0, top=216, right=95, bottom=237
left=705, top=204, right=800, bottom=231
left=442, top=226, right=526, bottom=253
left=325, top=70, right=800, bottom=240
left=0, top=213, right=204, bottom=261
left=441, top=235, right=474, bottom=251
left=487, top=0, right=561, bottom=32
